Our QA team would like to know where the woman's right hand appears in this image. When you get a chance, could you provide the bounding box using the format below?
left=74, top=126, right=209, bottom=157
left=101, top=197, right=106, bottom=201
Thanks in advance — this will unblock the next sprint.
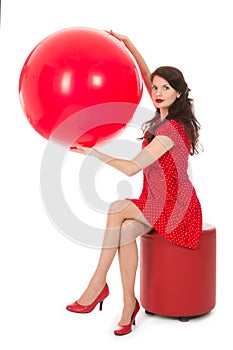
left=107, top=29, right=152, bottom=96
left=107, top=30, right=130, bottom=45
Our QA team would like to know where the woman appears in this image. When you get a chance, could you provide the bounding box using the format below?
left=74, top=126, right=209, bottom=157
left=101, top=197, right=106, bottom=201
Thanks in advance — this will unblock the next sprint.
left=66, top=31, right=202, bottom=335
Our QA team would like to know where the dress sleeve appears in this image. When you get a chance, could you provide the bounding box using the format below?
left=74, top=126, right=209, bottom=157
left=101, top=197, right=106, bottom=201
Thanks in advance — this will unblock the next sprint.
left=155, top=120, right=190, bottom=151
left=155, top=120, right=180, bottom=144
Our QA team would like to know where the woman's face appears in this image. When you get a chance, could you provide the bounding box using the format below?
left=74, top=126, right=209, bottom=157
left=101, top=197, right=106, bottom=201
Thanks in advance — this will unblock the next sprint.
left=151, top=75, right=180, bottom=116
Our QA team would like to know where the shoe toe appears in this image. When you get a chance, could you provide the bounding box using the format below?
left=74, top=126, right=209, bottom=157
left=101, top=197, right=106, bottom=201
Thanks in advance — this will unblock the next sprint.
left=114, top=324, right=132, bottom=336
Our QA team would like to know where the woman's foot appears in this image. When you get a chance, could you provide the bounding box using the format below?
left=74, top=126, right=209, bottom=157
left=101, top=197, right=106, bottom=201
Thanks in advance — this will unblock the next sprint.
left=114, top=298, right=140, bottom=336
left=118, top=298, right=137, bottom=325
left=66, top=282, right=109, bottom=313
left=77, top=281, right=107, bottom=306
left=118, top=299, right=136, bottom=326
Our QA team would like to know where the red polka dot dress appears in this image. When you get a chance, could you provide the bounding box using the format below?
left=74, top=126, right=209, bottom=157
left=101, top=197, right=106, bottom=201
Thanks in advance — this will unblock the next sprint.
left=130, top=119, right=202, bottom=249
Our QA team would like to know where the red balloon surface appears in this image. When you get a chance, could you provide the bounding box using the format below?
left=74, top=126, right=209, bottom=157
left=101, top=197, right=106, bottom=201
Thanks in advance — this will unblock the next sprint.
left=19, top=27, right=143, bottom=147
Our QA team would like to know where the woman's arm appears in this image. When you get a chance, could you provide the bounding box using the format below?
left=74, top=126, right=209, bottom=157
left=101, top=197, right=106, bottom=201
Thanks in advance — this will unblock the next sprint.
left=71, top=136, right=174, bottom=177
left=109, top=31, right=152, bottom=95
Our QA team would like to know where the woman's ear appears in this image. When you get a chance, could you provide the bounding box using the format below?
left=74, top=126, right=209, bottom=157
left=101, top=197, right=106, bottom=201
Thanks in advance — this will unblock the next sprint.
left=177, top=93, right=181, bottom=98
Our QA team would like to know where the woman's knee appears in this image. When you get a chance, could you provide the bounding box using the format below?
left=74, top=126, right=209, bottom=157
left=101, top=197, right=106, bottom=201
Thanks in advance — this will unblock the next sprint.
left=120, top=220, right=134, bottom=235
left=109, top=200, right=130, bottom=215
left=120, top=220, right=150, bottom=246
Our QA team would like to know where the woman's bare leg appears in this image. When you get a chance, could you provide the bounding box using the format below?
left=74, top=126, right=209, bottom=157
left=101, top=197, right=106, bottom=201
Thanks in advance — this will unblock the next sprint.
left=77, top=200, right=152, bottom=307
left=117, top=219, right=151, bottom=325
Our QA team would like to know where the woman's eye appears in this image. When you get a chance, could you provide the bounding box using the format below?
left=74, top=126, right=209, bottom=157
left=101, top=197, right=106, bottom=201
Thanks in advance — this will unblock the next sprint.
left=163, top=85, right=170, bottom=90
left=152, top=85, right=157, bottom=90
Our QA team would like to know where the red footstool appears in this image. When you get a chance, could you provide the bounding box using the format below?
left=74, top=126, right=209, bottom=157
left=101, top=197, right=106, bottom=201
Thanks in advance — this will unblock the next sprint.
left=140, top=224, right=216, bottom=321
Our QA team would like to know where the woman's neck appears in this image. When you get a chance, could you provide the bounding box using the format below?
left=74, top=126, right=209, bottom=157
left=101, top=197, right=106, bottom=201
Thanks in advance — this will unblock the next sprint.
left=159, top=108, right=169, bottom=120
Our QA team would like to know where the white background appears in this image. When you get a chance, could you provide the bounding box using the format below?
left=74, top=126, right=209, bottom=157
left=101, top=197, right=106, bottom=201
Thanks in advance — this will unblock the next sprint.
left=1, top=0, right=233, bottom=348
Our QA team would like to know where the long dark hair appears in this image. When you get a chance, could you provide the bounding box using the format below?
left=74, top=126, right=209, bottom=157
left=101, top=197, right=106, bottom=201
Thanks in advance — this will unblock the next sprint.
left=142, top=66, right=201, bottom=155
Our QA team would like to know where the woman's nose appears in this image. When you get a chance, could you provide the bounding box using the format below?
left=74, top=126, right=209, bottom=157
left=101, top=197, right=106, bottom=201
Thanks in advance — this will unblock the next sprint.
left=156, top=88, right=162, bottom=96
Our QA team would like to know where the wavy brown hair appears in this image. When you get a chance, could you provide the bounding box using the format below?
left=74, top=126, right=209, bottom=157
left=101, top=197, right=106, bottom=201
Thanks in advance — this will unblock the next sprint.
left=142, top=66, right=201, bottom=155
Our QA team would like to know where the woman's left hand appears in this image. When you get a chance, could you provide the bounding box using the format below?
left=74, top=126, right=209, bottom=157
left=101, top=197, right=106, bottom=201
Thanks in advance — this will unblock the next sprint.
left=70, top=145, right=95, bottom=156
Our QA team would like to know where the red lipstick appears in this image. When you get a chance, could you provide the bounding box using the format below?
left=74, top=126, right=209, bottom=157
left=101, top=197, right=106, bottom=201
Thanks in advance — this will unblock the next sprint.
left=155, top=99, right=164, bottom=103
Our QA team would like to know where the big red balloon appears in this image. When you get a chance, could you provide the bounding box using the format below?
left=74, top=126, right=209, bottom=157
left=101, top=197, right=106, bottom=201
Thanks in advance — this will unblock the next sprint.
left=19, top=27, right=143, bottom=147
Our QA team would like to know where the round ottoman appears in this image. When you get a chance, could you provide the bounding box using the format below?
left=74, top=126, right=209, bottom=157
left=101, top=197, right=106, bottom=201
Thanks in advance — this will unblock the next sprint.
left=140, top=224, right=216, bottom=321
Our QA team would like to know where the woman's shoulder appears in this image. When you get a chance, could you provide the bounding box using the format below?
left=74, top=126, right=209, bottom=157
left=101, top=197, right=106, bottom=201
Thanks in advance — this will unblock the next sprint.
left=166, top=119, right=183, bottom=129
left=156, top=119, right=189, bottom=146
left=156, top=119, right=180, bottom=135
left=157, top=119, right=186, bottom=135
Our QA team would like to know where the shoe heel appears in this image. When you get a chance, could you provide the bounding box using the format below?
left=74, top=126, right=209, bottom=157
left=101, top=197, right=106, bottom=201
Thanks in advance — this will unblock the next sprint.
left=99, top=300, right=104, bottom=311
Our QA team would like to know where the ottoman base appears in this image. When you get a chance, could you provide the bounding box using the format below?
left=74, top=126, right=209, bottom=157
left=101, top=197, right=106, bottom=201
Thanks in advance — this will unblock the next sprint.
left=140, top=224, right=216, bottom=320
left=144, top=309, right=211, bottom=322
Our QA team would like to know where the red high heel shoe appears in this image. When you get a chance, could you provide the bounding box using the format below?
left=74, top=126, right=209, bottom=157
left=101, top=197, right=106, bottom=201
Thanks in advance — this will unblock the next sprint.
left=66, top=283, right=109, bottom=313
left=114, top=299, right=140, bottom=336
